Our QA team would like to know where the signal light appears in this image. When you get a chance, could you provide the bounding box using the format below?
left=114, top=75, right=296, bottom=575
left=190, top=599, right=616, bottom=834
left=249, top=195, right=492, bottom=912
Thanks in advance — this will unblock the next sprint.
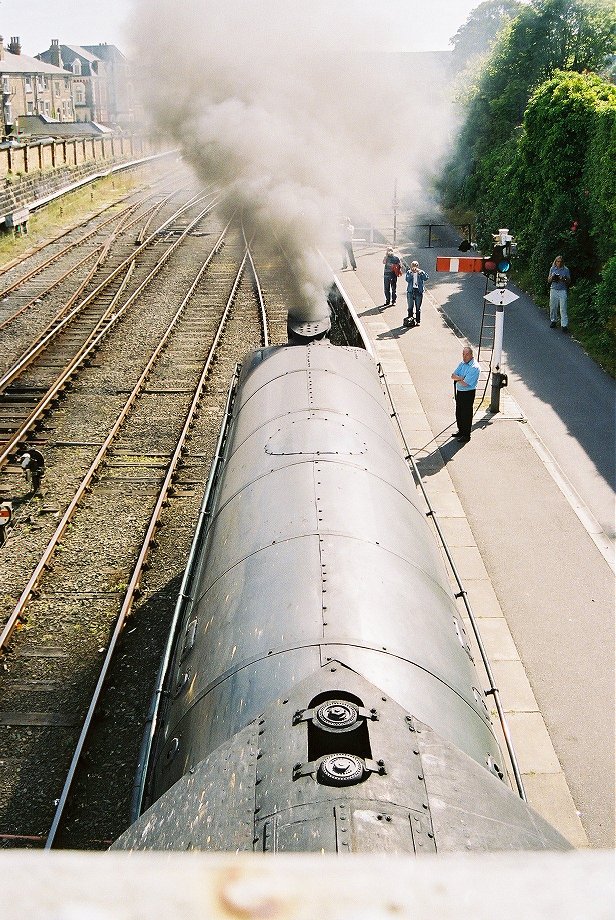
left=482, top=229, right=513, bottom=282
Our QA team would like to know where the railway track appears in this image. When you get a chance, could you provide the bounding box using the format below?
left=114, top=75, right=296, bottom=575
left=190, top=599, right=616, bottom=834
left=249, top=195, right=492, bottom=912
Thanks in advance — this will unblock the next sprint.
left=0, top=193, right=219, bottom=461
left=0, top=173, right=191, bottom=370
left=0, top=186, right=298, bottom=848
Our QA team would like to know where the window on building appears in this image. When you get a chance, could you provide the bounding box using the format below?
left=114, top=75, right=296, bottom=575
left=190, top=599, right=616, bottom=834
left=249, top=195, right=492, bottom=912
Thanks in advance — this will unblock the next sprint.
left=25, top=76, right=32, bottom=92
left=72, top=59, right=81, bottom=76
left=26, top=101, right=33, bottom=114
left=55, top=81, right=60, bottom=94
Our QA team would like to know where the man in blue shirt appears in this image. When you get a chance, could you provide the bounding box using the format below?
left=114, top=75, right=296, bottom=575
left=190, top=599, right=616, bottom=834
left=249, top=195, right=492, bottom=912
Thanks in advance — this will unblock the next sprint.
left=451, top=346, right=480, bottom=443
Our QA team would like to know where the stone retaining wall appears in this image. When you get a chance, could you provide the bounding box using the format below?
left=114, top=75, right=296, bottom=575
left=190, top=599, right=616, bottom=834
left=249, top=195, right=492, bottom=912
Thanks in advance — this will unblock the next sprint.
left=0, top=135, right=158, bottom=221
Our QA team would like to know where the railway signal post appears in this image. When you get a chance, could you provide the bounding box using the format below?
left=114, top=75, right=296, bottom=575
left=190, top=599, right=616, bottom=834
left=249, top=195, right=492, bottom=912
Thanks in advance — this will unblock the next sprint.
left=436, top=228, right=517, bottom=413
left=483, top=287, right=518, bottom=412
left=483, top=229, right=516, bottom=413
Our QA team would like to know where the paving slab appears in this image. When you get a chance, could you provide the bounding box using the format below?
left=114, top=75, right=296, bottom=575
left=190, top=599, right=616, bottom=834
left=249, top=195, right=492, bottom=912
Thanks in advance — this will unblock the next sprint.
left=336, top=245, right=598, bottom=847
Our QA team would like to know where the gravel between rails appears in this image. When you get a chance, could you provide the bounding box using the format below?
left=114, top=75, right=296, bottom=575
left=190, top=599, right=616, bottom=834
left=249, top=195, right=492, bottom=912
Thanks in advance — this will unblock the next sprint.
left=0, top=192, right=296, bottom=849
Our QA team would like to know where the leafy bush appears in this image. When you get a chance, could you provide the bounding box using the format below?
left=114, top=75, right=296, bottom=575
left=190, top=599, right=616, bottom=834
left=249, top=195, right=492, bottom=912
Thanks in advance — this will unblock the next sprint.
left=439, top=0, right=616, bottom=373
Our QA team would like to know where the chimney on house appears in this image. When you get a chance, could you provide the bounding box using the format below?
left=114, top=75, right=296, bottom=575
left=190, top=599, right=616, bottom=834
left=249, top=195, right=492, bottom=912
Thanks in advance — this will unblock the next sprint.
left=8, top=37, right=21, bottom=55
left=0, top=37, right=5, bottom=62
left=50, top=39, right=62, bottom=68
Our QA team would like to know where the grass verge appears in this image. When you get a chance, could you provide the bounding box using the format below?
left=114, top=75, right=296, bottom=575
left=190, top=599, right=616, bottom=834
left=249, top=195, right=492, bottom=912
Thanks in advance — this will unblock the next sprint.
left=0, top=171, right=143, bottom=270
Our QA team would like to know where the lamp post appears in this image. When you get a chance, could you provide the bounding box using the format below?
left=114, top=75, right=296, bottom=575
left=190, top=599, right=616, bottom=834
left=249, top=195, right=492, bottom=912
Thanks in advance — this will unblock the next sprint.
left=392, top=178, right=398, bottom=245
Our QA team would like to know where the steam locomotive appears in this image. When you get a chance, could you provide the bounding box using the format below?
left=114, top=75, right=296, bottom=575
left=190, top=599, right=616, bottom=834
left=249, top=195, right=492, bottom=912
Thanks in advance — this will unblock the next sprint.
left=114, top=333, right=570, bottom=854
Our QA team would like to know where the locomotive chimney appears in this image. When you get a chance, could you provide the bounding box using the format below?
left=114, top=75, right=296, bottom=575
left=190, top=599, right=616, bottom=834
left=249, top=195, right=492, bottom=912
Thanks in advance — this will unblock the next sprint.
left=287, top=313, right=331, bottom=346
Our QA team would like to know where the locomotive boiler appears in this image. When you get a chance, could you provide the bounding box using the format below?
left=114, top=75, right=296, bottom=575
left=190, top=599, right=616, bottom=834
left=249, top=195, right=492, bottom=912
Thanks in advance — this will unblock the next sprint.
left=114, top=343, right=570, bottom=854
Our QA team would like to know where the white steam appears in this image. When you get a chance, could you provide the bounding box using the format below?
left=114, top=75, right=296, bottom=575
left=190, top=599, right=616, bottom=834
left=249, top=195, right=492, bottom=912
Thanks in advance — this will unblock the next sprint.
left=131, top=0, right=453, bottom=320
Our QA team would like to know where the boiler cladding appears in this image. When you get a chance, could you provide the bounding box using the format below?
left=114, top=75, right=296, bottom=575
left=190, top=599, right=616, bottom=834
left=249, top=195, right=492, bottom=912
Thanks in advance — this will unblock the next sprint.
left=114, top=343, right=570, bottom=854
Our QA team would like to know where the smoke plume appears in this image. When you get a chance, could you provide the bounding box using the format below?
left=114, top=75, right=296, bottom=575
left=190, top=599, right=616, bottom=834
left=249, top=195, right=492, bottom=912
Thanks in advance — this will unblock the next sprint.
left=131, top=0, right=453, bottom=320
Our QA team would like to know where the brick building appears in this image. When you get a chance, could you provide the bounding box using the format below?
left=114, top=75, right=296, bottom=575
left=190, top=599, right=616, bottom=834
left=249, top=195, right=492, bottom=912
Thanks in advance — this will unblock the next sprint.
left=0, top=36, right=75, bottom=136
left=37, top=41, right=137, bottom=127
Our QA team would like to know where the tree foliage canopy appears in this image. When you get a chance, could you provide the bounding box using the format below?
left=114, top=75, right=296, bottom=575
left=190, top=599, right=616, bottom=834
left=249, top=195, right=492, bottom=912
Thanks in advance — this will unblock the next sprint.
left=439, top=0, right=616, bottom=371
left=449, top=0, right=524, bottom=72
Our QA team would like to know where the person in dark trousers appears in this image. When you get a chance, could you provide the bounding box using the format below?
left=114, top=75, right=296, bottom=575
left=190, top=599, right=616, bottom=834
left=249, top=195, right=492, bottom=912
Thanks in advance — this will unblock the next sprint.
left=340, top=218, right=357, bottom=271
left=404, top=260, right=429, bottom=326
left=547, top=255, right=571, bottom=331
left=451, top=346, right=480, bottom=443
left=383, top=247, right=401, bottom=306
left=18, top=446, right=45, bottom=494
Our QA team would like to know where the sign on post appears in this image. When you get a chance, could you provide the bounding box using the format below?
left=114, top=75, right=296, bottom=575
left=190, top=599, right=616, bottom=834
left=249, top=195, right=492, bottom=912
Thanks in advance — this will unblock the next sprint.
left=484, top=289, right=519, bottom=306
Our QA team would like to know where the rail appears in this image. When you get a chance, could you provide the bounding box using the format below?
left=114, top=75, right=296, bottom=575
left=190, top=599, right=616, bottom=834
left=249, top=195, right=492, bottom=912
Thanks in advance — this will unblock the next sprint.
left=0, top=202, right=221, bottom=650
left=132, top=232, right=268, bottom=817
left=0, top=194, right=218, bottom=466
left=44, top=220, right=233, bottom=848
left=130, top=363, right=241, bottom=821
left=378, top=363, right=527, bottom=801
left=243, top=228, right=269, bottom=348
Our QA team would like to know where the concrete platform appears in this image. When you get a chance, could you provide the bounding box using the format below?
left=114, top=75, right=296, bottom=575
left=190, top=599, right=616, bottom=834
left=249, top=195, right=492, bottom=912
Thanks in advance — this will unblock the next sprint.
left=334, top=242, right=611, bottom=849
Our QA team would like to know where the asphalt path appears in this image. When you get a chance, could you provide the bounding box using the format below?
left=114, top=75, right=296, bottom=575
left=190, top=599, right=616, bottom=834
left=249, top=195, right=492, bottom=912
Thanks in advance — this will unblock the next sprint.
left=352, top=237, right=615, bottom=848
left=432, top=258, right=615, bottom=544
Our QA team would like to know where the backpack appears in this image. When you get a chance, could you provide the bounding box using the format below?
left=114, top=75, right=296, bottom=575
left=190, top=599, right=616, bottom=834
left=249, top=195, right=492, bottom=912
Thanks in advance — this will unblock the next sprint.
left=28, top=448, right=45, bottom=470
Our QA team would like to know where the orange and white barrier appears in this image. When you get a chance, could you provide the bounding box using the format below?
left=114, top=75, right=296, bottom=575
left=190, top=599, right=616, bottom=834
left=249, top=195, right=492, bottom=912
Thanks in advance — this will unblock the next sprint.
left=435, top=256, right=484, bottom=272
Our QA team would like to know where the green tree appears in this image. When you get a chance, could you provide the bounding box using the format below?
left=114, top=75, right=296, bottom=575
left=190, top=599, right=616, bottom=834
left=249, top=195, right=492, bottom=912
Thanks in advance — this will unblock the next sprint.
left=441, top=0, right=616, bottom=211
left=449, top=0, right=524, bottom=72
left=439, top=1, right=616, bottom=372
left=568, top=256, right=616, bottom=374
left=509, top=71, right=616, bottom=276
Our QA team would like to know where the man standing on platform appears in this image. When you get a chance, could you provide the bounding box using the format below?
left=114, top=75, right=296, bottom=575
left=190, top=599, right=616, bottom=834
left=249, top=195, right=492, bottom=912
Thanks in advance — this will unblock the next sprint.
left=383, top=247, right=401, bottom=306
left=340, top=217, right=357, bottom=271
left=451, top=346, right=480, bottom=443
left=404, top=259, right=428, bottom=326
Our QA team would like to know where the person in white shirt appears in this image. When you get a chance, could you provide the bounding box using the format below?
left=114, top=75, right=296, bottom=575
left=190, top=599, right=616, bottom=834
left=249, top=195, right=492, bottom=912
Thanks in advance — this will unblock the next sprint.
left=340, top=218, right=357, bottom=271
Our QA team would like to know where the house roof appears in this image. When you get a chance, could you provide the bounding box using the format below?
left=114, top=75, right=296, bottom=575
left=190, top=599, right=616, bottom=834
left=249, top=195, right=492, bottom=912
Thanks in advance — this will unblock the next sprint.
left=37, top=44, right=99, bottom=75
left=37, top=43, right=127, bottom=75
left=0, top=49, right=68, bottom=76
left=18, top=114, right=113, bottom=137
left=62, top=45, right=101, bottom=65
left=82, top=44, right=126, bottom=64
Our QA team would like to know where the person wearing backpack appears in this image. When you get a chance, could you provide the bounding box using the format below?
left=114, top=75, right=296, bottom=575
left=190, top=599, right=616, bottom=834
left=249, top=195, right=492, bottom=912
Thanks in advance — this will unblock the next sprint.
left=383, top=247, right=402, bottom=306
left=18, top=445, right=45, bottom=495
